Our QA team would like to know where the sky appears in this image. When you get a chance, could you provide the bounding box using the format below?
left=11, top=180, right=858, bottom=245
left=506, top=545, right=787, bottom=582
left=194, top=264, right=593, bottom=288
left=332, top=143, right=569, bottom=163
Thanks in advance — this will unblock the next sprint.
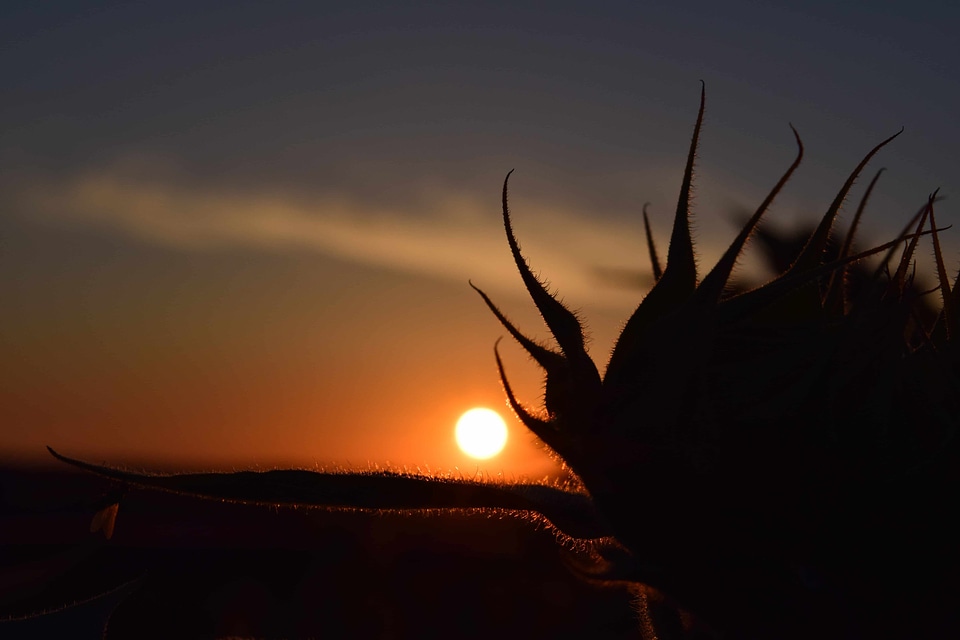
left=2, top=1, right=958, bottom=474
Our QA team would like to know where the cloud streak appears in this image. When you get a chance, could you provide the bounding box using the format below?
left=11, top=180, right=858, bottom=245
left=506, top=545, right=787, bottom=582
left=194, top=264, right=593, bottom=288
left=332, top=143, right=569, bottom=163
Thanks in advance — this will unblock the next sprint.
left=20, top=157, right=942, bottom=314
left=17, top=168, right=698, bottom=309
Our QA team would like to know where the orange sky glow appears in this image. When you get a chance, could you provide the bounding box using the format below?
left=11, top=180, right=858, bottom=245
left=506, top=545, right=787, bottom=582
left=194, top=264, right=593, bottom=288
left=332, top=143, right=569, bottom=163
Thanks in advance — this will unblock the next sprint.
left=2, top=2, right=957, bottom=480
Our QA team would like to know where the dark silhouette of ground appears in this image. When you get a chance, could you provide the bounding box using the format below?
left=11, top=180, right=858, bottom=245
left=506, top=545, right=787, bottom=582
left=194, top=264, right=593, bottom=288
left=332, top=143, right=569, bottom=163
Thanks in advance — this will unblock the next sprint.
left=0, top=464, right=637, bottom=639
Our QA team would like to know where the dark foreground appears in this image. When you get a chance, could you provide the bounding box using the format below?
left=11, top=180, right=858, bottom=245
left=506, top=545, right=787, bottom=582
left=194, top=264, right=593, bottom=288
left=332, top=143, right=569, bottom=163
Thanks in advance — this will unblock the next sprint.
left=0, top=464, right=637, bottom=639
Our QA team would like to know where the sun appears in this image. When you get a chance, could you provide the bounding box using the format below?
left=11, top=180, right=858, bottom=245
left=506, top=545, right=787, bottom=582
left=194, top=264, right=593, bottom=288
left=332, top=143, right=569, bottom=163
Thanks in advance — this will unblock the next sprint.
left=455, top=408, right=508, bottom=459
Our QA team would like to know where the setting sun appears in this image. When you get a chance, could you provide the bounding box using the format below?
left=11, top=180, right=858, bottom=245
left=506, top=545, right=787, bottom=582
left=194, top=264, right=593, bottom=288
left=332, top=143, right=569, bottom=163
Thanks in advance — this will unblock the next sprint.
left=455, top=408, right=508, bottom=459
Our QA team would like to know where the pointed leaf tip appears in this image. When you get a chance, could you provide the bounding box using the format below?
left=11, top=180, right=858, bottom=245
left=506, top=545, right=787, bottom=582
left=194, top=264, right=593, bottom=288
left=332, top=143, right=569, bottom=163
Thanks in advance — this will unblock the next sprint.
left=642, top=203, right=663, bottom=282
left=698, top=123, right=803, bottom=303
left=664, top=83, right=704, bottom=288
left=824, top=167, right=886, bottom=312
left=790, top=128, right=902, bottom=277
left=493, top=338, right=555, bottom=438
left=470, top=281, right=563, bottom=372
left=605, top=88, right=706, bottom=382
left=500, top=169, right=596, bottom=380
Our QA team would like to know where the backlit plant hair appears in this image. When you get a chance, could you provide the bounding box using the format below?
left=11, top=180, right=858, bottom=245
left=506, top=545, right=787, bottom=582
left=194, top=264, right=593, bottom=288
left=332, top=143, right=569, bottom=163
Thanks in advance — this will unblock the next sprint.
left=47, top=84, right=960, bottom=638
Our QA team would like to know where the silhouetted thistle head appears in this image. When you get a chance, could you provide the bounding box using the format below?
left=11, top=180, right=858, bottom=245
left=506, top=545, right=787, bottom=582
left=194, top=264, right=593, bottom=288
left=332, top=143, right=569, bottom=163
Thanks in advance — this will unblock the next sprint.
left=44, top=85, right=960, bottom=638
left=471, top=84, right=960, bottom=636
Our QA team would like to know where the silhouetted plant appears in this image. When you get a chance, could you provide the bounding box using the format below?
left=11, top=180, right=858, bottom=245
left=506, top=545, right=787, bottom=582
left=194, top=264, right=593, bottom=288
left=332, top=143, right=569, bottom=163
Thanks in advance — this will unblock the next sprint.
left=43, top=85, right=960, bottom=638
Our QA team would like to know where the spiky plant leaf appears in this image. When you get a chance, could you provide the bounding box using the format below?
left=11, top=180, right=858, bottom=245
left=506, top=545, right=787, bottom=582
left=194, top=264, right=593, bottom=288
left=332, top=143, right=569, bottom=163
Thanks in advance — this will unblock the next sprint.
left=45, top=87, right=960, bottom=639
left=642, top=203, right=663, bottom=283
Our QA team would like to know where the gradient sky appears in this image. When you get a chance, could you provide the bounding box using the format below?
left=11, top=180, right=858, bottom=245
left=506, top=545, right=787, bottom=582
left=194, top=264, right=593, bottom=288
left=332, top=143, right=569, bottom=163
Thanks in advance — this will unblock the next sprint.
left=2, top=1, right=958, bottom=474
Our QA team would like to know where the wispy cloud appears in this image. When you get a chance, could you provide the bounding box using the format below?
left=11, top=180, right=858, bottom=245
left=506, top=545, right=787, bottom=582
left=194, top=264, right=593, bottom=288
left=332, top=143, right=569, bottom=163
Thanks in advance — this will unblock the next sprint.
left=14, top=158, right=945, bottom=323
left=17, top=168, right=721, bottom=309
